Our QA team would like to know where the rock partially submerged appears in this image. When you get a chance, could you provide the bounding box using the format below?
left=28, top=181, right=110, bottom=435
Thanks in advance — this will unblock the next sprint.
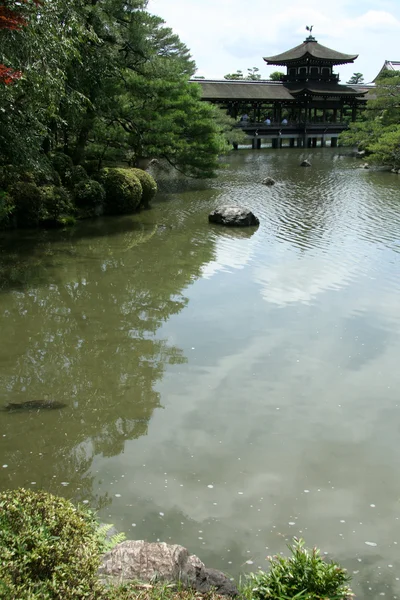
left=300, top=160, right=311, bottom=167
left=3, top=400, right=67, bottom=412
left=99, top=540, right=238, bottom=597
left=262, top=176, right=276, bottom=186
left=209, top=206, right=259, bottom=227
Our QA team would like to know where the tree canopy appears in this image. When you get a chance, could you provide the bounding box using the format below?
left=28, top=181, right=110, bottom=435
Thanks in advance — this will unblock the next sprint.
left=347, top=72, right=364, bottom=84
left=224, top=66, right=262, bottom=80
left=340, top=70, right=400, bottom=168
left=269, top=71, right=285, bottom=81
left=0, top=0, right=236, bottom=178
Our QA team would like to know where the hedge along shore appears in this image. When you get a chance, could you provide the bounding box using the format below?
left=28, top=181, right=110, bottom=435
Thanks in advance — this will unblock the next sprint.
left=0, top=155, right=158, bottom=230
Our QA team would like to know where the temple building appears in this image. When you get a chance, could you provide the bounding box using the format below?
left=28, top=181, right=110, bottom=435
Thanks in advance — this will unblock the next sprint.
left=192, top=32, right=372, bottom=147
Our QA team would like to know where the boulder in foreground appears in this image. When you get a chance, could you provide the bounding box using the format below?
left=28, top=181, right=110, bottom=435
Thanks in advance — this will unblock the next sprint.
left=209, top=205, right=259, bottom=227
left=99, top=540, right=238, bottom=597
left=300, top=160, right=311, bottom=167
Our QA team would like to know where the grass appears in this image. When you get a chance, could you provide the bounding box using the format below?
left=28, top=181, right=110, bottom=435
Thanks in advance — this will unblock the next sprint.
left=101, top=581, right=228, bottom=600
left=241, top=538, right=353, bottom=600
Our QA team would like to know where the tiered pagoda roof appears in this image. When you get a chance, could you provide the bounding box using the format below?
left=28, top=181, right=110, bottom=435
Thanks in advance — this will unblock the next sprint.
left=264, top=35, right=358, bottom=66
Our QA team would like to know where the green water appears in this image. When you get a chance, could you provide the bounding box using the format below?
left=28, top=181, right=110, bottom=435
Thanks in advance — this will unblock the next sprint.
left=1, top=149, right=400, bottom=597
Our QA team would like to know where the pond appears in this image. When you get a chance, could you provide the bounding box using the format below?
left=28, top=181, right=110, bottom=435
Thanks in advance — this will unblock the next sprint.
left=1, top=148, right=400, bottom=598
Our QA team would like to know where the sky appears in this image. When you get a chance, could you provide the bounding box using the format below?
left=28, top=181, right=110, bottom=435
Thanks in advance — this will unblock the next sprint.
left=147, top=0, right=400, bottom=83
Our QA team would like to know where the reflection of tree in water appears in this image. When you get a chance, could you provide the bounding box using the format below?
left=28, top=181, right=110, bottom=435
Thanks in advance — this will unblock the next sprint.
left=0, top=214, right=216, bottom=508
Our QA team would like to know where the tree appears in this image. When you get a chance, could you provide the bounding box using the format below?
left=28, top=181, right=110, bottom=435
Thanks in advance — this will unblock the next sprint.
left=246, top=66, right=261, bottom=80
left=224, top=70, right=244, bottom=80
left=0, top=0, right=234, bottom=178
left=269, top=71, right=285, bottom=81
left=340, top=71, right=400, bottom=168
left=0, top=0, right=40, bottom=84
left=224, top=67, right=262, bottom=81
left=347, top=72, right=364, bottom=84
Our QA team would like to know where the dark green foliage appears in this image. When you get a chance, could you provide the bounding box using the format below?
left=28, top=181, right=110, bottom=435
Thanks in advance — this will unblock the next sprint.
left=0, top=190, right=15, bottom=229
left=65, top=165, right=89, bottom=189
left=51, top=153, right=74, bottom=184
left=82, top=160, right=102, bottom=176
left=0, top=488, right=103, bottom=600
left=340, top=71, right=400, bottom=168
left=269, top=71, right=285, bottom=81
left=98, top=168, right=142, bottom=214
left=34, top=167, right=62, bottom=188
left=74, top=179, right=105, bottom=207
left=243, top=539, right=353, bottom=600
left=40, top=185, right=75, bottom=227
left=10, top=181, right=43, bottom=227
left=129, top=168, right=157, bottom=207
left=347, top=72, right=364, bottom=84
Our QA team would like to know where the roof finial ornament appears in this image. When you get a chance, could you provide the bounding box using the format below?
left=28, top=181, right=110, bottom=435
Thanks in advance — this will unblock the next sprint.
left=305, top=25, right=316, bottom=42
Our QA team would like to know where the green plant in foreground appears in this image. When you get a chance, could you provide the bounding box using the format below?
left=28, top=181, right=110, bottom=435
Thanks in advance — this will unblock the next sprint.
left=243, top=538, right=353, bottom=600
left=0, top=488, right=104, bottom=599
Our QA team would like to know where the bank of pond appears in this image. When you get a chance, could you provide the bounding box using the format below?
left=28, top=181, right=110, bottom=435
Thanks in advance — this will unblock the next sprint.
left=0, top=153, right=157, bottom=230
left=0, top=488, right=354, bottom=600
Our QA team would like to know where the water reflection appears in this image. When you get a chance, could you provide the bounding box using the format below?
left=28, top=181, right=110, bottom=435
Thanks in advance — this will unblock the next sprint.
left=0, top=212, right=217, bottom=507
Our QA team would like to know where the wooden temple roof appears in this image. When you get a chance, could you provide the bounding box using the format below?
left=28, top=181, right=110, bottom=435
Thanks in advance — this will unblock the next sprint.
left=193, top=81, right=294, bottom=101
left=286, top=82, right=367, bottom=97
left=192, top=80, right=370, bottom=102
left=264, top=38, right=358, bottom=66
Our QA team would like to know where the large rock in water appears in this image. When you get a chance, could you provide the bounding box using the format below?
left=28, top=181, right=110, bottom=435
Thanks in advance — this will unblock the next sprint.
left=300, top=159, right=311, bottom=167
left=262, top=176, right=276, bottom=186
left=99, top=540, right=238, bottom=597
left=209, top=205, right=259, bottom=227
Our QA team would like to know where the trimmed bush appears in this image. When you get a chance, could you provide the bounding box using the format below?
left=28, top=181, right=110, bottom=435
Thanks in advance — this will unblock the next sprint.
left=73, top=179, right=105, bottom=207
left=129, top=168, right=157, bottom=208
left=34, top=167, right=62, bottom=188
left=40, top=185, right=75, bottom=227
left=65, top=165, right=89, bottom=189
left=243, top=538, right=352, bottom=600
left=0, top=488, right=103, bottom=599
left=10, top=182, right=43, bottom=227
left=98, top=167, right=142, bottom=214
left=51, top=153, right=74, bottom=183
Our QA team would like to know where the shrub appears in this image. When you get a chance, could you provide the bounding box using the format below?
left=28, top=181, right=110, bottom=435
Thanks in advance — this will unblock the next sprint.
left=98, top=167, right=142, bottom=214
left=40, top=185, right=75, bottom=227
left=51, top=153, right=74, bottom=183
left=129, top=168, right=157, bottom=208
left=0, top=166, right=20, bottom=191
left=243, top=538, right=353, bottom=600
left=82, top=159, right=101, bottom=176
left=65, top=165, right=89, bottom=189
left=34, top=167, right=62, bottom=188
left=0, top=488, right=103, bottom=599
left=73, top=179, right=105, bottom=208
left=0, top=190, right=15, bottom=229
left=9, top=182, right=43, bottom=227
